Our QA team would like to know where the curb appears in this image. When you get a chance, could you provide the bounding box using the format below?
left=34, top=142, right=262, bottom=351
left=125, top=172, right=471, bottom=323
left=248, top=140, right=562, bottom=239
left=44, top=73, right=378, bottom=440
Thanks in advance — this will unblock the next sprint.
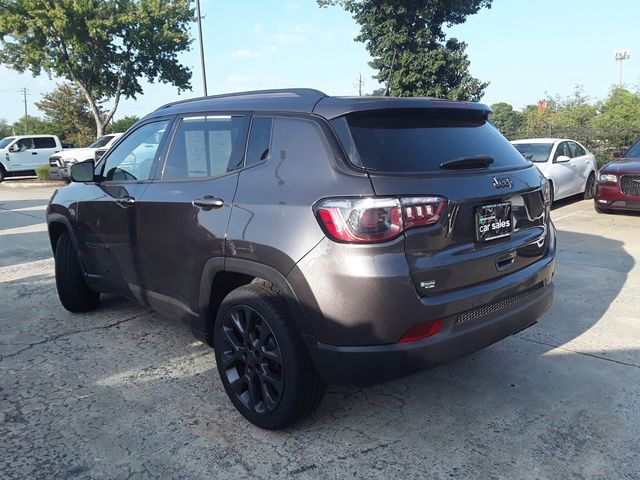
left=1, top=180, right=66, bottom=188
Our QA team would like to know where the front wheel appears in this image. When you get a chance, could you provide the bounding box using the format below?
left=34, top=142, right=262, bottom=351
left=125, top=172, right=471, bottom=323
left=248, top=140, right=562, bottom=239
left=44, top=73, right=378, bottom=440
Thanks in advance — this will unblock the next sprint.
left=584, top=172, right=595, bottom=200
left=214, top=283, right=326, bottom=429
left=54, top=231, right=100, bottom=312
left=0, top=166, right=6, bottom=183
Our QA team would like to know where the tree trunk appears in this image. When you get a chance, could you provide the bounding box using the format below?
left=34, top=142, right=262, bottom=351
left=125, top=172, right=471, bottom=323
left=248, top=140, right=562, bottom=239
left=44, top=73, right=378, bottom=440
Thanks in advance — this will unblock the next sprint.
left=75, top=80, right=122, bottom=139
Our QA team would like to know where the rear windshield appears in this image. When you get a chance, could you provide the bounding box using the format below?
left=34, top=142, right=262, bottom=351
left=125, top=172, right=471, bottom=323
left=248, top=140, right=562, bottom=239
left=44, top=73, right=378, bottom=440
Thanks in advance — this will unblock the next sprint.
left=331, top=109, right=528, bottom=173
left=513, top=143, right=553, bottom=163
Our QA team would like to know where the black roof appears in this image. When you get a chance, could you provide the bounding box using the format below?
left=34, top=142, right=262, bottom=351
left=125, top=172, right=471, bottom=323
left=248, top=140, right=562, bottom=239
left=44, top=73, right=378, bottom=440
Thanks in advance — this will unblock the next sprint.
left=148, top=88, right=491, bottom=120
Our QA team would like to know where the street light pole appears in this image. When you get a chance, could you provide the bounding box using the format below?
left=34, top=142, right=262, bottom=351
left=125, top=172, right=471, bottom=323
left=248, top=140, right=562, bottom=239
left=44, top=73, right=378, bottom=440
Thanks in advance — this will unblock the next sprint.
left=195, top=0, right=208, bottom=96
left=614, top=48, right=631, bottom=86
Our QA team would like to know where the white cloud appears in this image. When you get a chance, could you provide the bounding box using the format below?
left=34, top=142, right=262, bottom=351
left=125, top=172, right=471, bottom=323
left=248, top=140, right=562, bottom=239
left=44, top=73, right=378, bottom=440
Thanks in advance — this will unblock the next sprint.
left=231, top=49, right=258, bottom=58
left=273, top=33, right=306, bottom=45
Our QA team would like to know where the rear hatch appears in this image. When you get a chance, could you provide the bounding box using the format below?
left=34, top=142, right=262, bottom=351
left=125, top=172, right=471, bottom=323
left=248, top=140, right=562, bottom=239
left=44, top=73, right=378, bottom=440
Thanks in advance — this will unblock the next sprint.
left=330, top=107, right=550, bottom=296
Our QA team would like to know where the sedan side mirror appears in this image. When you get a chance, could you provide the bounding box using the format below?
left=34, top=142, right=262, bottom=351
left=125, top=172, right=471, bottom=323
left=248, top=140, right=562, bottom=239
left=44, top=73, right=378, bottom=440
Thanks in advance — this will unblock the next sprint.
left=556, top=155, right=571, bottom=163
left=69, top=160, right=95, bottom=183
left=613, top=151, right=623, bottom=158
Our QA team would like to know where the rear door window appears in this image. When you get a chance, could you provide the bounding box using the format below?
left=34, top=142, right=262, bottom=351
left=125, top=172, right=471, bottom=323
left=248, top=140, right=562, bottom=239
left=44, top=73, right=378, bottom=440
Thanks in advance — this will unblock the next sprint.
left=163, top=115, right=249, bottom=180
left=331, top=109, right=528, bottom=173
left=33, top=137, right=57, bottom=149
left=246, top=117, right=273, bottom=167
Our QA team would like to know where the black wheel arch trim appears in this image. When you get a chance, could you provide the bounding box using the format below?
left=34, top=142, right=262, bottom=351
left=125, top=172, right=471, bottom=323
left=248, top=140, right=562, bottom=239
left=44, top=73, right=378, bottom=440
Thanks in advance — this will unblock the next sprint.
left=197, top=257, right=314, bottom=341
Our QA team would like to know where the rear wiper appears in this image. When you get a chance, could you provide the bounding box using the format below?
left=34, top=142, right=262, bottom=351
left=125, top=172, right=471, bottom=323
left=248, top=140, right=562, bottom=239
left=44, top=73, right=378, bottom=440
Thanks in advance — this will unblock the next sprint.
left=440, top=155, right=494, bottom=170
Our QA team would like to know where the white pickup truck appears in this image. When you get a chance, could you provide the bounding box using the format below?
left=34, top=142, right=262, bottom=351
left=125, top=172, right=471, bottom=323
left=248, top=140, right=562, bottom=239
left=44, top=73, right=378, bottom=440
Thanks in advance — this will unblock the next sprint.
left=49, top=133, right=123, bottom=179
left=0, top=134, right=63, bottom=182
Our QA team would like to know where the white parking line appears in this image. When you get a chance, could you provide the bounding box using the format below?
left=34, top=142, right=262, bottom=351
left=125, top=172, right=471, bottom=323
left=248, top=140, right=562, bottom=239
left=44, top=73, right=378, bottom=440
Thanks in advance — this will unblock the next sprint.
left=552, top=210, right=584, bottom=222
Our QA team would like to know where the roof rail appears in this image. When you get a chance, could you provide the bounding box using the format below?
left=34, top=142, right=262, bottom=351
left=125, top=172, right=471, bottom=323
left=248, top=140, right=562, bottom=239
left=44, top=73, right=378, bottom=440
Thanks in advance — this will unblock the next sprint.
left=158, top=88, right=328, bottom=110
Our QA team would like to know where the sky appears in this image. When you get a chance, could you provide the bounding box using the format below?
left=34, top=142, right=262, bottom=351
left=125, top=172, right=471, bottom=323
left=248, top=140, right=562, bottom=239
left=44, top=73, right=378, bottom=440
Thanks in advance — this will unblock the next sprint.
left=1, top=0, right=639, bottom=125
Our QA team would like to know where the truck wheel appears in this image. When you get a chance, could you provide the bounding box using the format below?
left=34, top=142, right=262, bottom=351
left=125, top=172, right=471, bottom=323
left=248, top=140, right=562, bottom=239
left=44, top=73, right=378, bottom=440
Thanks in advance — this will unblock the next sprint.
left=0, top=166, right=5, bottom=183
left=54, top=231, right=100, bottom=312
left=214, top=284, right=326, bottom=430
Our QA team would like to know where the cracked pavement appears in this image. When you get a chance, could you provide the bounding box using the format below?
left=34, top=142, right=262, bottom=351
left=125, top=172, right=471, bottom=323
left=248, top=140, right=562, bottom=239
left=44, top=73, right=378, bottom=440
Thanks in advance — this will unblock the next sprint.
left=1, top=183, right=640, bottom=479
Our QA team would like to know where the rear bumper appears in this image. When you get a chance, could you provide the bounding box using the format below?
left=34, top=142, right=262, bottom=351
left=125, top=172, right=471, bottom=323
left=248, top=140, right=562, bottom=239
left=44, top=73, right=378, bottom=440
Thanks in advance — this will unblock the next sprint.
left=308, top=280, right=554, bottom=386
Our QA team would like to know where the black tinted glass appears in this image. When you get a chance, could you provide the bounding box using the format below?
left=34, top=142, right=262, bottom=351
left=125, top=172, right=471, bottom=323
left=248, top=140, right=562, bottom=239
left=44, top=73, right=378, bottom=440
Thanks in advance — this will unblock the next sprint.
left=626, top=141, right=640, bottom=158
left=246, top=117, right=273, bottom=166
left=331, top=109, right=528, bottom=173
left=33, top=137, right=56, bottom=148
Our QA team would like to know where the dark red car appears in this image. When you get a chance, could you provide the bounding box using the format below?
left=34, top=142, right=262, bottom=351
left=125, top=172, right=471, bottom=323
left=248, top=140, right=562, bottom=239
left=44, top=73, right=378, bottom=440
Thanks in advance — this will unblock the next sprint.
left=594, top=140, right=640, bottom=213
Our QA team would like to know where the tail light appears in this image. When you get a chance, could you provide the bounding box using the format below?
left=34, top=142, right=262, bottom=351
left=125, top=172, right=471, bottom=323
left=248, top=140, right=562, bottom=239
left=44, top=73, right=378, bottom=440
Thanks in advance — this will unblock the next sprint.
left=399, top=319, right=444, bottom=343
left=315, top=196, right=446, bottom=244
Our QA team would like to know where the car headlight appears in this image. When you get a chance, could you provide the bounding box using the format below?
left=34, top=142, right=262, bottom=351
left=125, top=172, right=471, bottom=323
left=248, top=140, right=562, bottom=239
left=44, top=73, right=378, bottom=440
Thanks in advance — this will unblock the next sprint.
left=599, top=173, right=617, bottom=183
left=541, top=179, right=552, bottom=206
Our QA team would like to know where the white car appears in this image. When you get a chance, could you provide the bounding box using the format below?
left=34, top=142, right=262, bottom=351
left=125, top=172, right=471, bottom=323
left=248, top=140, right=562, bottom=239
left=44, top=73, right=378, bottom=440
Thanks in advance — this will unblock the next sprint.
left=49, top=133, right=123, bottom=178
left=0, top=134, right=63, bottom=182
left=511, top=138, right=597, bottom=203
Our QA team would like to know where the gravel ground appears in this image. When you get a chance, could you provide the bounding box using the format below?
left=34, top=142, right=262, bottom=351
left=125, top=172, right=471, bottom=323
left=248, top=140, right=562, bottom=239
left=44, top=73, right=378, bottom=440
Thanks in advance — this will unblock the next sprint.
left=1, top=184, right=639, bottom=480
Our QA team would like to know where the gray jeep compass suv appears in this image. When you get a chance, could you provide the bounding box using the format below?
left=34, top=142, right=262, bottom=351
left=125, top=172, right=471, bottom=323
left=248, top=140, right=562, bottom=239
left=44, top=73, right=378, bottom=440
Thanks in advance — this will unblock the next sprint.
left=47, top=89, right=555, bottom=429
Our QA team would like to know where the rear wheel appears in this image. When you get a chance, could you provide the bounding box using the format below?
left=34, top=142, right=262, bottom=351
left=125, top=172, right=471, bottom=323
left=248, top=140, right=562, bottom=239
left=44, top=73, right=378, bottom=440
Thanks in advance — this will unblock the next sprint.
left=214, top=283, right=326, bottom=429
left=584, top=172, right=595, bottom=199
left=54, top=232, right=100, bottom=312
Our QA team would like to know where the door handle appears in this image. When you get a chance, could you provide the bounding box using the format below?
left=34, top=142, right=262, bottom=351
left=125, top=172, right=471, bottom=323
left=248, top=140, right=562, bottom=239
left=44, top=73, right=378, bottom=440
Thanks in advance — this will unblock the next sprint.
left=115, top=196, right=136, bottom=207
left=31, top=152, right=38, bottom=155
left=192, top=195, right=224, bottom=210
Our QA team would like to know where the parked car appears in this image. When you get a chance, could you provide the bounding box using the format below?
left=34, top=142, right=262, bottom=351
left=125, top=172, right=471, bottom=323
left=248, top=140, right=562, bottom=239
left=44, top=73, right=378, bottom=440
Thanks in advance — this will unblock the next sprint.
left=511, top=138, right=597, bottom=204
left=594, top=139, right=640, bottom=213
left=49, top=133, right=123, bottom=179
left=0, top=134, right=63, bottom=182
left=47, top=89, right=556, bottom=429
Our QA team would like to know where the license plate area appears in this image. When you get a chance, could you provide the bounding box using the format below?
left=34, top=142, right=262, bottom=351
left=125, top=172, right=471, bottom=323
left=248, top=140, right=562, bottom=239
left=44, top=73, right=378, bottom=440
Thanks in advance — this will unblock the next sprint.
left=475, top=202, right=513, bottom=242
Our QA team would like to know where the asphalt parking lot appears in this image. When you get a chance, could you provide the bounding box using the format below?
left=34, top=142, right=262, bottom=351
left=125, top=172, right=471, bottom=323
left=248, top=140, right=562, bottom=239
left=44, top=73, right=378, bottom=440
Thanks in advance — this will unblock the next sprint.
left=1, top=181, right=639, bottom=480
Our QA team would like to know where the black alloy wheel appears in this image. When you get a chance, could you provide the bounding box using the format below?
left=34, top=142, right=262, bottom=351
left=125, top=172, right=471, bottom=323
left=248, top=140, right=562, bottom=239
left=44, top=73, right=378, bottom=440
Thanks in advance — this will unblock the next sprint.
left=220, top=305, right=284, bottom=414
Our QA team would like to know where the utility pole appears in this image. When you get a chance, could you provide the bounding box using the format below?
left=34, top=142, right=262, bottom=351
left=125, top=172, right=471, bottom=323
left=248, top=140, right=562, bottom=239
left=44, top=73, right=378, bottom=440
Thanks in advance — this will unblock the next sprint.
left=21, top=88, right=28, bottom=134
left=355, top=73, right=363, bottom=96
left=614, top=48, right=631, bottom=85
left=195, top=0, right=208, bottom=96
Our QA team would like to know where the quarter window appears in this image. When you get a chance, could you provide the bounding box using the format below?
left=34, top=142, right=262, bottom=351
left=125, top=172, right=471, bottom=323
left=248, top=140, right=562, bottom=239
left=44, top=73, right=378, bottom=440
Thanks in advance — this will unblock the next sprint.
left=246, top=117, right=273, bottom=167
left=163, top=115, right=249, bottom=180
left=102, top=120, right=169, bottom=181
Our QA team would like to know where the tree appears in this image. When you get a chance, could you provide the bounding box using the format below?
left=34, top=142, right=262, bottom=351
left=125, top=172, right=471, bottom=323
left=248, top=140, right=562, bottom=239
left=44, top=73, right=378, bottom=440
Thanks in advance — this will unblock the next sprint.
left=108, top=115, right=140, bottom=133
left=10, top=115, right=53, bottom=135
left=318, top=0, right=491, bottom=100
left=0, top=0, right=193, bottom=138
left=35, top=83, right=96, bottom=147
left=489, top=102, right=522, bottom=136
left=0, top=118, right=11, bottom=138
left=551, top=85, right=597, bottom=130
left=593, top=86, right=640, bottom=131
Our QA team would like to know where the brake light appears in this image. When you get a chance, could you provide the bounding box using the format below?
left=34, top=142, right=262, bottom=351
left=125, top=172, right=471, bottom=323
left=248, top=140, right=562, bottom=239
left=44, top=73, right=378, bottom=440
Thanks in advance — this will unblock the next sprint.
left=315, top=196, right=447, bottom=244
left=399, top=319, right=444, bottom=343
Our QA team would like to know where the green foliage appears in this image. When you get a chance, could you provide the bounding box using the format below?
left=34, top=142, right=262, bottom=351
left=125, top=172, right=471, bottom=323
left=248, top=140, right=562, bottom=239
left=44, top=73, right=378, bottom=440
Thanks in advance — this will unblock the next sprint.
left=489, top=102, right=522, bottom=134
left=35, top=83, right=96, bottom=147
left=108, top=116, right=140, bottom=133
left=0, top=0, right=193, bottom=137
left=593, top=86, right=640, bottom=131
left=318, top=0, right=492, bottom=100
left=35, top=163, right=51, bottom=180
left=0, top=118, right=11, bottom=138
left=10, top=115, right=53, bottom=135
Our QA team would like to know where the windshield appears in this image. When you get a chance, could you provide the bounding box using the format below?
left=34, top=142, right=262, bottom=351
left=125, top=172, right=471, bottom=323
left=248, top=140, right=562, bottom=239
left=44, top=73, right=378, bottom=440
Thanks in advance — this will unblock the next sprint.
left=87, top=135, right=115, bottom=148
left=625, top=141, right=640, bottom=158
left=0, top=137, right=16, bottom=149
left=331, top=109, right=529, bottom=173
left=513, top=143, right=553, bottom=163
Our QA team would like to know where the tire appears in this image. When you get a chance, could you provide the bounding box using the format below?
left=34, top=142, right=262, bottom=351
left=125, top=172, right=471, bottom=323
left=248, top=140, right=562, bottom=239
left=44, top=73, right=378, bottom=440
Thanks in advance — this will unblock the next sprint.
left=0, top=165, right=5, bottom=183
left=54, top=231, right=100, bottom=312
left=584, top=172, right=595, bottom=200
left=548, top=181, right=554, bottom=205
left=214, top=283, right=326, bottom=430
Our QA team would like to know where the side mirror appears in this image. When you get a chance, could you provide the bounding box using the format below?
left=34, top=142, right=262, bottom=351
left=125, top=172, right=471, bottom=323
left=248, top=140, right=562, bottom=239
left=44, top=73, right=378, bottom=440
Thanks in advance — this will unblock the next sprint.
left=69, top=160, right=95, bottom=183
left=613, top=151, right=623, bottom=158
left=556, top=155, right=570, bottom=163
